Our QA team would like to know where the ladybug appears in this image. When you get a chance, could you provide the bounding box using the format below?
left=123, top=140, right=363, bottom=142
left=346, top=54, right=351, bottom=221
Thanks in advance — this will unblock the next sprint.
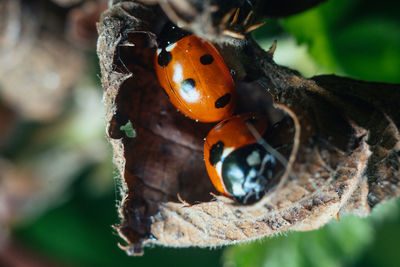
left=204, top=113, right=276, bottom=204
left=154, top=23, right=236, bottom=123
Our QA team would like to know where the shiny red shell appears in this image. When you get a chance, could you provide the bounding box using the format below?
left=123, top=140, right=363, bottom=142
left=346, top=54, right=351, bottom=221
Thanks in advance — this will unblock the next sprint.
left=204, top=114, right=269, bottom=197
left=154, top=34, right=236, bottom=122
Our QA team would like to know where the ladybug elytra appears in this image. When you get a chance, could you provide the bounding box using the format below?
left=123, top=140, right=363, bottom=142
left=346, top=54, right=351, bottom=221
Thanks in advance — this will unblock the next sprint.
left=154, top=23, right=236, bottom=122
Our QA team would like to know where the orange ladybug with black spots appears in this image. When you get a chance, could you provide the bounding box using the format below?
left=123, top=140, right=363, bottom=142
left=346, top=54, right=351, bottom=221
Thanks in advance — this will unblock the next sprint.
left=204, top=114, right=276, bottom=204
left=154, top=23, right=236, bottom=123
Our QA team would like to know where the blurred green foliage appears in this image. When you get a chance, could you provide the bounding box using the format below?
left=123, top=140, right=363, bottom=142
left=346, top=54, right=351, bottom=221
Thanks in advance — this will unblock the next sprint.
left=223, top=200, right=400, bottom=267
left=283, top=0, right=400, bottom=82
left=11, top=0, right=400, bottom=266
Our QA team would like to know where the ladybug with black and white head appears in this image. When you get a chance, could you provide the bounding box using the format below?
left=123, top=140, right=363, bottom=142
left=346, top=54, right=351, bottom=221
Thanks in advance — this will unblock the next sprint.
left=154, top=23, right=236, bottom=123
left=204, top=113, right=276, bottom=204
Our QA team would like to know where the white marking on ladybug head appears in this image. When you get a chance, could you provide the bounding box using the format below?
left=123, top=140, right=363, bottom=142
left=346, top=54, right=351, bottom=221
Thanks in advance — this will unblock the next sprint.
left=228, top=166, right=246, bottom=197
left=215, top=161, right=223, bottom=179
left=222, top=147, right=234, bottom=160
left=246, top=150, right=261, bottom=166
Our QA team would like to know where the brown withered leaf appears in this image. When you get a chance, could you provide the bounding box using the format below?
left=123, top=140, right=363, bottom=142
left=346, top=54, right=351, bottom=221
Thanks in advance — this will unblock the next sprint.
left=97, top=1, right=400, bottom=255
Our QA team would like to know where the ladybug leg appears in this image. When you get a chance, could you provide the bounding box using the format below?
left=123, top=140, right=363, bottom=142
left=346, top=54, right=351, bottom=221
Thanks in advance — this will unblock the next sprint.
left=210, top=192, right=232, bottom=203
left=177, top=193, right=191, bottom=207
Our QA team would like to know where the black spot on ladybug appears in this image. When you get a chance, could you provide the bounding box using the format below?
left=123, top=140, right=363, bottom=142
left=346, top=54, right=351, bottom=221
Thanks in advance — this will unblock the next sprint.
left=158, top=49, right=172, bottom=67
left=180, top=78, right=196, bottom=93
left=209, top=141, right=224, bottom=166
left=215, top=93, right=231, bottom=108
left=200, top=54, right=214, bottom=65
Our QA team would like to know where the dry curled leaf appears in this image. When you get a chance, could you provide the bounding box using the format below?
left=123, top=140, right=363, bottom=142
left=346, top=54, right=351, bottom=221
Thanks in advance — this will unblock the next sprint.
left=97, top=0, right=400, bottom=255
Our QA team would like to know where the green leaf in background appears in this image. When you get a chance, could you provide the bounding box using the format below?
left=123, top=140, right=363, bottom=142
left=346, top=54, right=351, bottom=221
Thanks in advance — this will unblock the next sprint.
left=223, top=215, right=373, bottom=267
left=332, top=17, right=400, bottom=83
left=283, top=0, right=400, bottom=82
left=223, top=197, right=400, bottom=267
